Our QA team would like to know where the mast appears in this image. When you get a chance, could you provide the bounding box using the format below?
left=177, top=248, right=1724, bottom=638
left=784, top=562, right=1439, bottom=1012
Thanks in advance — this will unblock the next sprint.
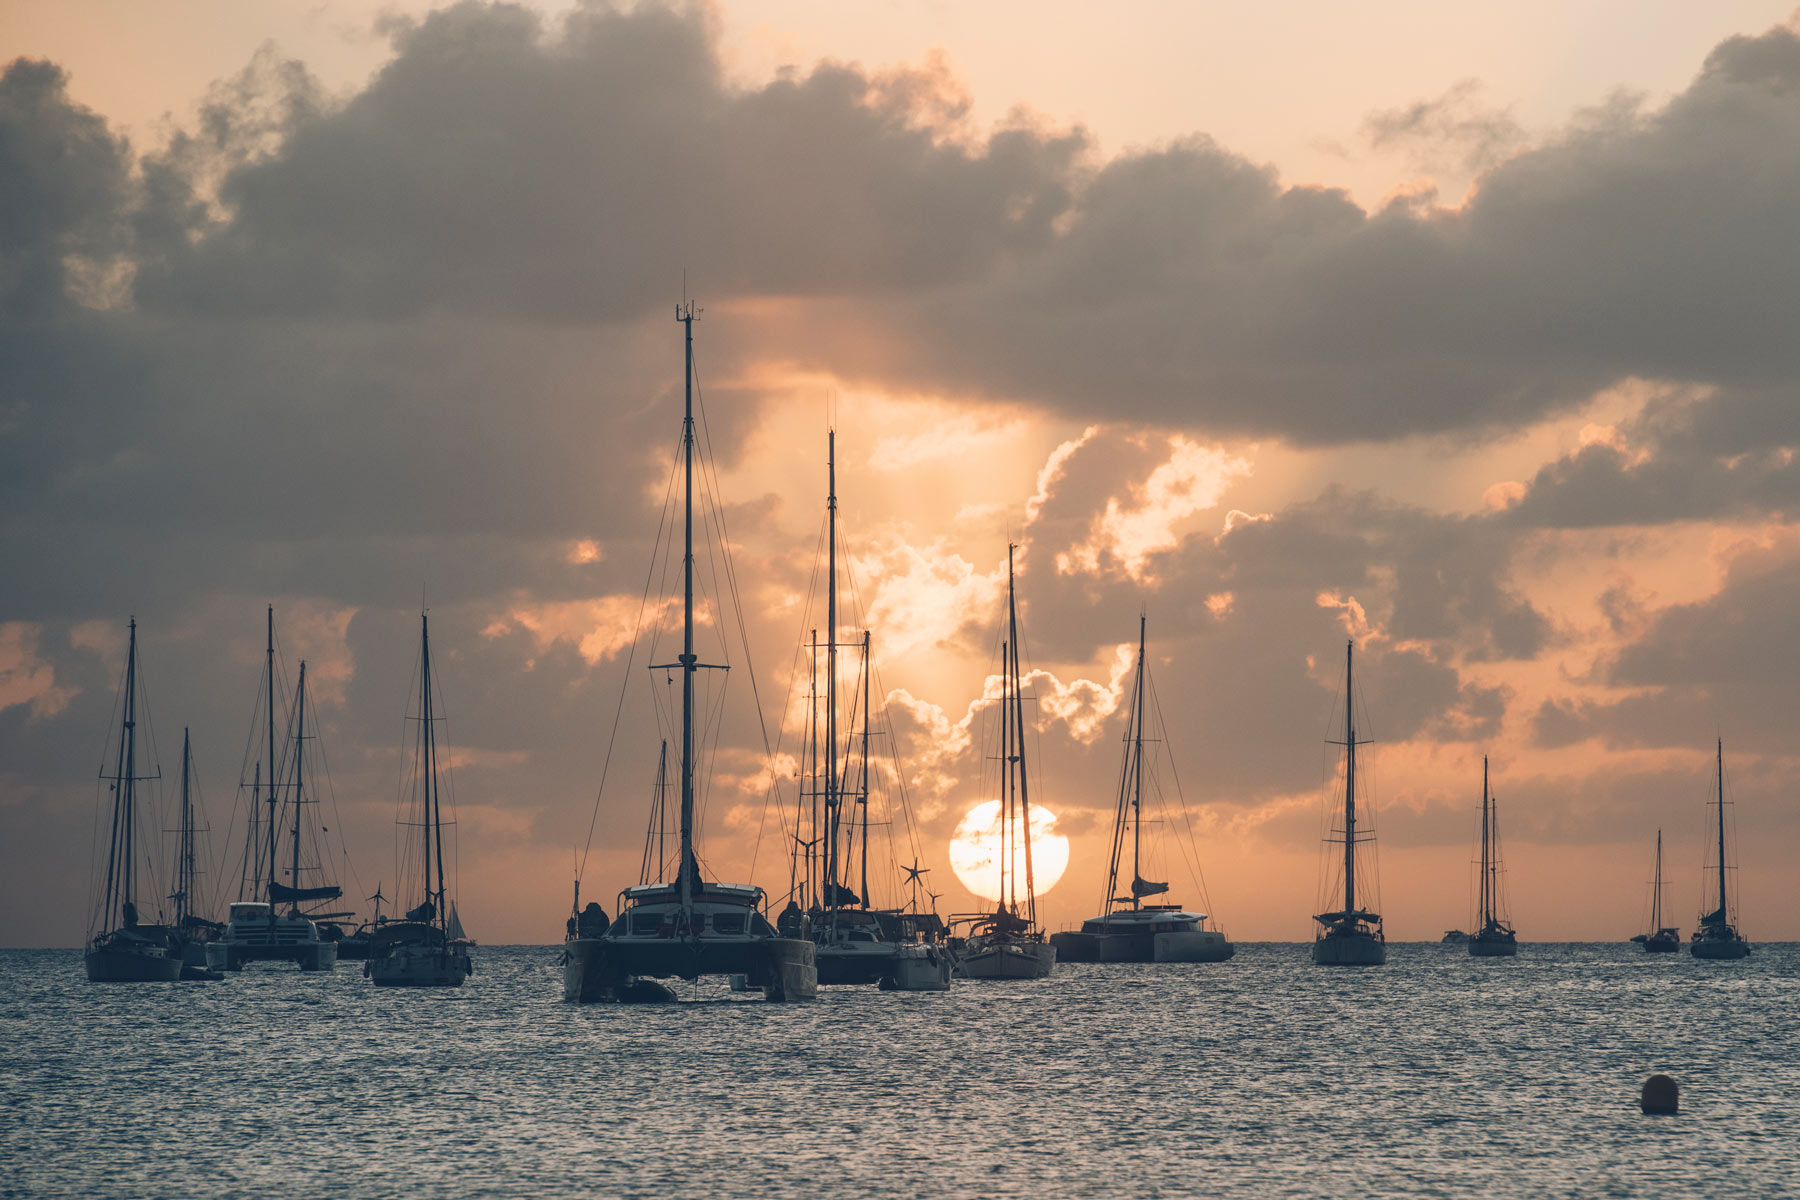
left=1342, top=640, right=1356, bottom=919
left=101, top=620, right=141, bottom=929
left=1479, top=756, right=1490, bottom=928
left=176, top=727, right=193, bottom=926
left=825, top=430, right=840, bottom=919
left=1651, top=828, right=1663, bottom=931
left=421, top=613, right=446, bottom=934
left=675, top=300, right=700, bottom=921
left=859, top=629, right=871, bottom=908
left=1130, top=615, right=1147, bottom=911
left=1008, top=545, right=1038, bottom=926
left=1714, top=737, right=1727, bottom=925
left=266, top=607, right=278, bottom=906
left=290, top=662, right=307, bottom=915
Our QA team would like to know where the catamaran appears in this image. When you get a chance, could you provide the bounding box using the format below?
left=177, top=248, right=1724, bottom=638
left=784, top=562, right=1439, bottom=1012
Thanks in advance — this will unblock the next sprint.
left=1051, top=616, right=1232, bottom=964
left=366, top=614, right=474, bottom=987
left=1633, top=829, right=1680, bottom=952
left=1467, top=756, right=1517, bottom=957
left=208, top=607, right=341, bottom=972
left=561, top=301, right=816, bottom=1002
left=85, top=619, right=182, bottom=983
left=1312, top=640, right=1386, bottom=966
left=955, top=545, right=1056, bottom=981
left=1690, top=738, right=1750, bottom=960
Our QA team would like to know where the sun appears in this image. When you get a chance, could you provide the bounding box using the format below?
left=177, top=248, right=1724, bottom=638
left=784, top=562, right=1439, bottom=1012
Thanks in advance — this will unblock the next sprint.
left=947, top=800, right=1071, bottom=903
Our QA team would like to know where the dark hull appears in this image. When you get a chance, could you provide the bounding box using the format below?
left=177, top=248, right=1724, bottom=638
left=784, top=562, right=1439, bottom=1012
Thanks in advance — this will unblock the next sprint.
left=332, top=938, right=374, bottom=961
left=85, top=946, right=181, bottom=983
left=814, top=950, right=891, bottom=987
left=1468, top=937, right=1518, bottom=957
left=1643, top=939, right=1680, bottom=954
left=1048, top=932, right=1100, bottom=963
left=563, top=936, right=816, bottom=1002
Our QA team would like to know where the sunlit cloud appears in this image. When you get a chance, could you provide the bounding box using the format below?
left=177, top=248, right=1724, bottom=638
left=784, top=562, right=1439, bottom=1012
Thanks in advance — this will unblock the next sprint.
left=0, top=624, right=79, bottom=720
left=1059, top=435, right=1252, bottom=580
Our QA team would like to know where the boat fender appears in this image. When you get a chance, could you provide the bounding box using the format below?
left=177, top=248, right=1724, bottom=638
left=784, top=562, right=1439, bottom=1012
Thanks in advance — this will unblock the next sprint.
left=1641, top=1075, right=1678, bottom=1115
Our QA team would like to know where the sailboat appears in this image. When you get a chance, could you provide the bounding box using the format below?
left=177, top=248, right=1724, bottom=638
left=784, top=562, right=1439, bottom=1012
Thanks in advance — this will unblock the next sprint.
left=1312, top=640, right=1386, bottom=966
left=956, top=545, right=1057, bottom=981
left=1467, top=756, right=1517, bottom=957
left=1690, top=738, right=1750, bottom=960
left=1635, top=830, right=1680, bottom=952
left=168, top=729, right=225, bottom=979
left=367, top=614, right=474, bottom=987
left=561, top=301, right=816, bottom=1003
left=790, top=432, right=951, bottom=990
left=85, top=619, right=182, bottom=983
left=208, top=607, right=341, bottom=972
left=1051, top=616, right=1232, bottom=964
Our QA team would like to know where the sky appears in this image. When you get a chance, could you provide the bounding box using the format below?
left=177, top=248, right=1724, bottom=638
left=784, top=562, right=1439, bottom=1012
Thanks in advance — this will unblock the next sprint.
left=5, top=0, right=1800, bottom=946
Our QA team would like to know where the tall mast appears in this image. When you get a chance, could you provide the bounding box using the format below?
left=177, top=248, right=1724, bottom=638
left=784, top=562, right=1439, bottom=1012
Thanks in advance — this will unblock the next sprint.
left=1000, top=633, right=1012, bottom=913
left=859, top=629, right=871, bottom=909
left=1652, top=828, right=1662, bottom=931
left=102, top=619, right=141, bottom=927
left=1130, top=615, right=1147, bottom=911
left=290, top=663, right=307, bottom=915
left=177, top=727, right=193, bottom=926
left=825, top=429, right=840, bottom=917
left=1343, top=640, right=1356, bottom=918
left=676, top=300, right=699, bottom=919
left=1480, top=756, right=1490, bottom=927
left=1715, top=737, right=1727, bottom=924
left=266, top=606, right=278, bottom=905
left=1008, top=545, right=1038, bottom=925
left=421, top=613, right=445, bottom=932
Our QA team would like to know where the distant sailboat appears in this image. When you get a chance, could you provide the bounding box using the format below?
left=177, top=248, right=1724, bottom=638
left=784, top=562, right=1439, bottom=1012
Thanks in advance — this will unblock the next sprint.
left=1690, top=738, right=1750, bottom=960
left=1312, top=640, right=1386, bottom=966
left=1051, top=615, right=1232, bottom=964
left=561, top=301, right=816, bottom=1003
left=168, top=728, right=225, bottom=980
left=367, top=613, right=474, bottom=987
left=956, top=545, right=1056, bottom=981
left=1467, top=756, right=1517, bottom=957
left=208, top=607, right=341, bottom=972
left=1636, top=830, right=1679, bottom=952
left=85, top=619, right=181, bottom=983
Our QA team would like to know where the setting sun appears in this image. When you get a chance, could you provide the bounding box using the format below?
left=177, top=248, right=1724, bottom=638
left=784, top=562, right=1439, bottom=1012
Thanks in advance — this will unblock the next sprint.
left=947, top=800, right=1071, bottom=903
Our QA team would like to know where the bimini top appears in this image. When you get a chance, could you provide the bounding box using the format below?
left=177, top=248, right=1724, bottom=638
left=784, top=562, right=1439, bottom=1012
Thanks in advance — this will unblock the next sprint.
left=620, top=881, right=763, bottom=905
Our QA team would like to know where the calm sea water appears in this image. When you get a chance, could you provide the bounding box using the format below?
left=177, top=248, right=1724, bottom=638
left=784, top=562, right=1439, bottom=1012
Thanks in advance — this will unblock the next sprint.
left=1, top=943, right=1794, bottom=1199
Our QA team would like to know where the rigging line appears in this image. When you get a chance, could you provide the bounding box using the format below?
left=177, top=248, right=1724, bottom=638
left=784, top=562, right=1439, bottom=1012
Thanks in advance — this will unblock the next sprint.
left=754, top=510, right=830, bottom=883
left=1145, top=666, right=1216, bottom=918
left=574, top=425, right=684, bottom=885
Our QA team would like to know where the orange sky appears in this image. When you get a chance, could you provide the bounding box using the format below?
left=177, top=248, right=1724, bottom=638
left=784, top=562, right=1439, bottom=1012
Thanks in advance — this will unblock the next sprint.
left=4, top=1, right=1800, bottom=945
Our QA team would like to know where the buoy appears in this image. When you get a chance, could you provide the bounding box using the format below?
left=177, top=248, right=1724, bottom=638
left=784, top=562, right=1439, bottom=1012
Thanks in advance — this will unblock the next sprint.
left=1641, top=1074, right=1678, bottom=1114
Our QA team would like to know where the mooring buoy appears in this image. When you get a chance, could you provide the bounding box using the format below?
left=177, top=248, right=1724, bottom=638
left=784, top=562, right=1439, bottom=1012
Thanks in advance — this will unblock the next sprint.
left=1641, top=1074, right=1678, bottom=1114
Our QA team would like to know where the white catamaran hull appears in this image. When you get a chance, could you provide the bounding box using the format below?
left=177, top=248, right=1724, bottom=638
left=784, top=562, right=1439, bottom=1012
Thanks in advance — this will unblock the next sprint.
left=959, top=940, right=1055, bottom=980
left=1312, top=934, right=1386, bottom=966
left=1153, top=930, right=1235, bottom=962
left=367, top=942, right=472, bottom=987
left=880, top=944, right=953, bottom=991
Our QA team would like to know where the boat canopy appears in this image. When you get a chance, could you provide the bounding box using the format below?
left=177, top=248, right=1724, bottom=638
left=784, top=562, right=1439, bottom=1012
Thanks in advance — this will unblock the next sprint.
left=270, top=882, right=343, bottom=904
left=1314, top=908, right=1381, bottom=925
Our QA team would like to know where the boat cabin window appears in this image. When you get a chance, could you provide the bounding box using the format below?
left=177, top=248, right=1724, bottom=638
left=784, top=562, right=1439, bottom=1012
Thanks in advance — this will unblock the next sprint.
left=711, top=913, right=746, bottom=934
left=630, top=913, right=663, bottom=935
left=751, top=914, right=777, bottom=937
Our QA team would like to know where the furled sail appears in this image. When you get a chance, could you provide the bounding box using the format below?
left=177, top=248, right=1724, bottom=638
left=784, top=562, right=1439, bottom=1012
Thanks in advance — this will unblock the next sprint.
left=1699, top=905, right=1726, bottom=926
left=269, top=882, right=343, bottom=904
left=1131, top=876, right=1169, bottom=898
left=406, top=900, right=436, bottom=923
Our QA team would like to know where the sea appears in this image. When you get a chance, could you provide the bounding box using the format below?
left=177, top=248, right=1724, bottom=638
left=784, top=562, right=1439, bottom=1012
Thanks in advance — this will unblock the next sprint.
left=0, top=943, right=1794, bottom=1199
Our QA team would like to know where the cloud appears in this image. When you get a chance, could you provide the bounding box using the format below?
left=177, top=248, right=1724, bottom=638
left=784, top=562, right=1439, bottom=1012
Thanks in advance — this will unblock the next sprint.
left=1363, top=79, right=1528, bottom=178
left=0, top=623, right=79, bottom=719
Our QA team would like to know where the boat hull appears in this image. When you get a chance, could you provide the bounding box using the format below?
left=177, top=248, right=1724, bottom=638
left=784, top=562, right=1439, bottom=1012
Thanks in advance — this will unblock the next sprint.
left=563, top=935, right=817, bottom=1001
left=1047, top=931, right=1100, bottom=962
left=1468, top=937, right=1518, bottom=958
left=367, top=942, right=472, bottom=987
left=879, top=945, right=953, bottom=991
left=1153, top=930, right=1236, bottom=962
left=959, top=940, right=1055, bottom=980
left=84, top=945, right=181, bottom=983
left=1643, top=938, right=1680, bottom=954
left=1691, top=938, right=1751, bottom=960
left=207, top=938, right=337, bottom=972
left=814, top=946, right=893, bottom=987
left=1312, top=933, right=1386, bottom=966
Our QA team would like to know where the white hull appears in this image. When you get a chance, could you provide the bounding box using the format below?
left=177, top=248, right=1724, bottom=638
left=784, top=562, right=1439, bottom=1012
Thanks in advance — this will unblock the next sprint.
left=959, top=940, right=1055, bottom=980
left=881, top=944, right=952, bottom=991
left=1313, top=934, right=1386, bottom=966
left=1153, top=930, right=1235, bottom=962
left=207, top=916, right=337, bottom=972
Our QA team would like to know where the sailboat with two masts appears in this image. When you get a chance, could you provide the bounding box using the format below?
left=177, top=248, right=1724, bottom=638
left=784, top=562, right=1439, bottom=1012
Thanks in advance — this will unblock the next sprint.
left=1313, top=640, right=1386, bottom=966
left=1051, top=616, right=1232, bottom=964
left=208, top=607, right=341, bottom=972
left=955, top=545, right=1056, bottom=981
left=85, top=619, right=182, bottom=983
left=1691, top=738, right=1750, bottom=960
left=1633, top=830, right=1680, bottom=952
left=1468, top=756, right=1517, bottom=957
left=367, top=614, right=474, bottom=987
left=561, top=301, right=816, bottom=1003
left=168, top=728, right=225, bottom=979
